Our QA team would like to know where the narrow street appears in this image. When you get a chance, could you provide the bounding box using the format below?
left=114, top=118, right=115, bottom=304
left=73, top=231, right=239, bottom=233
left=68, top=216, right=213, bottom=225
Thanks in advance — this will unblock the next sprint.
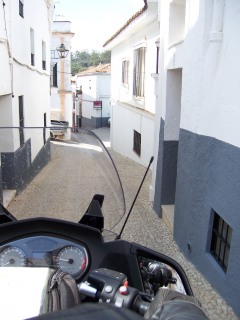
left=7, top=128, right=238, bottom=320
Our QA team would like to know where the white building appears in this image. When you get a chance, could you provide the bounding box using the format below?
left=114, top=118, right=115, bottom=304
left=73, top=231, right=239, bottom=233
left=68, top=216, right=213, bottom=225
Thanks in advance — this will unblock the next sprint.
left=0, top=0, right=54, bottom=202
left=75, top=64, right=111, bottom=129
left=151, top=0, right=240, bottom=316
left=104, top=0, right=240, bottom=315
left=103, top=0, right=159, bottom=167
left=51, top=20, right=74, bottom=126
left=0, top=0, right=53, bottom=129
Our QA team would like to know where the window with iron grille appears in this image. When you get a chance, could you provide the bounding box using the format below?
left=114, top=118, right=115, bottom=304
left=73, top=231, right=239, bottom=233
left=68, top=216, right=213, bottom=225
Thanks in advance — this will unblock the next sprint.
left=133, top=47, right=146, bottom=97
left=19, top=1, right=24, bottom=18
left=122, top=60, right=129, bottom=85
left=133, top=130, right=141, bottom=156
left=210, top=210, right=232, bottom=272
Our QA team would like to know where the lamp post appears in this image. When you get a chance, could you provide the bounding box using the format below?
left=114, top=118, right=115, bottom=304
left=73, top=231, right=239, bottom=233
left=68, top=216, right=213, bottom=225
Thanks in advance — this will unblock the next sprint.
left=56, top=43, right=69, bottom=59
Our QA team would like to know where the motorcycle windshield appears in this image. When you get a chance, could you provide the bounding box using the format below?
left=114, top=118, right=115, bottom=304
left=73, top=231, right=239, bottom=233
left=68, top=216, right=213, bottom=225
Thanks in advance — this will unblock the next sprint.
left=0, top=127, right=126, bottom=232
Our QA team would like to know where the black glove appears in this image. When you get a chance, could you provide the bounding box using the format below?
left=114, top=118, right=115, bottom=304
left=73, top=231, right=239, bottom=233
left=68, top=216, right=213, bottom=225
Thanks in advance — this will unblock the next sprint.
left=144, top=288, right=209, bottom=320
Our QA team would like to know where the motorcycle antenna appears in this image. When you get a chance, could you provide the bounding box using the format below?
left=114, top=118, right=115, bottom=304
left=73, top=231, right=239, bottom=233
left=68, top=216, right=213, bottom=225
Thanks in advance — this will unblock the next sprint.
left=117, top=156, right=154, bottom=239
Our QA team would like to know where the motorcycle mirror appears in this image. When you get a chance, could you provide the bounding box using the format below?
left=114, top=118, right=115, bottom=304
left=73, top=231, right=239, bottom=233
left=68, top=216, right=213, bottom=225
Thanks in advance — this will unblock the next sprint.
left=0, top=203, right=17, bottom=224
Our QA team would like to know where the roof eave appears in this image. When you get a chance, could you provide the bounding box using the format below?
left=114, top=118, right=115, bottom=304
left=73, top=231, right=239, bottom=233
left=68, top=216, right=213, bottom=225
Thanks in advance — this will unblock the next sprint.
left=103, top=1, right=148, bottom=49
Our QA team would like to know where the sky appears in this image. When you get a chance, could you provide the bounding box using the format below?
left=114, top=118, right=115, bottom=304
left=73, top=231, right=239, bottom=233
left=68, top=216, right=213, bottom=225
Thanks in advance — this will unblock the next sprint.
left=54, top=0, right=144, bottom=53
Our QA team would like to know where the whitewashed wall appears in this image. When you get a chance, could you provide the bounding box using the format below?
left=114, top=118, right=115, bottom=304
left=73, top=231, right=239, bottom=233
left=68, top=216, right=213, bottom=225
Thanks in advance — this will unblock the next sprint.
left=111, top=101, right=155, bottom=166
left=106, top=1, right=159, bottom=167
left=152, top=0, right=238, bottom=192
left=0, top=0, right=53, bottom=158
left=77, top=74, right=111, bottom=121
left=154, top=0, right=240, bottom=150
left=181, top=0, right=240, bottom=149
left=0, top=4, right=11, bottom=98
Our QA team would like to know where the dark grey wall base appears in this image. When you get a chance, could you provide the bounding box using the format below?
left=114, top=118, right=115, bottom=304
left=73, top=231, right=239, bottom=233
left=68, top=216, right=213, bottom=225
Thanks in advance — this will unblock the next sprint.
left=153, top=118, right=178, bottom=215
left=153, top=119, right=164, bottom=215
left=81, top=116, right=109, bottom=129
left=1, top=138, right=51, bottom=193
left=174, top=129, right=240, bottom=316
left=31, top=138, right=51, bottom=182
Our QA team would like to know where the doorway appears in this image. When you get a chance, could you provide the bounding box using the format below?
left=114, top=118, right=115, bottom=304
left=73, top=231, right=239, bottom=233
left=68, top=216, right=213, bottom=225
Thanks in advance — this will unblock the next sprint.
left=161, top=68, right=182, bottom=231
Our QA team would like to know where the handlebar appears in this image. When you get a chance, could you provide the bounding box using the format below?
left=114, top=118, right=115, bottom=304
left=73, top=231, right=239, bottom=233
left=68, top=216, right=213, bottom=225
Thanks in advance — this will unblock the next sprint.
left=78, top=268, right=150, bottom=315
left=78, top=267, right=209, bottom=319
left=78, top=267, right=173, bottom=316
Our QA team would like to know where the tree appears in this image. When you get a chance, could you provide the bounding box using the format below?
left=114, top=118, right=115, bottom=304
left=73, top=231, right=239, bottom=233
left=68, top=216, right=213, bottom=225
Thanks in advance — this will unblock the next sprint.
left=71, top=50, right=111, bottom=75
left=100, top=50, right=111, bottom=64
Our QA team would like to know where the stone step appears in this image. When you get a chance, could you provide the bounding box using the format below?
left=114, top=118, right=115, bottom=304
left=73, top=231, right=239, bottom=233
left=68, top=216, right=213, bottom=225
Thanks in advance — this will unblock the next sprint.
left=162, top=205, right=175, bottom=234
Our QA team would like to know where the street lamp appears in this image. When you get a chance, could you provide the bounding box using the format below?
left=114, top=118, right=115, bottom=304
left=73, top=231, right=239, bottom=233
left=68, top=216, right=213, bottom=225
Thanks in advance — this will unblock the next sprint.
left=56, top=43, right=69, bottom=59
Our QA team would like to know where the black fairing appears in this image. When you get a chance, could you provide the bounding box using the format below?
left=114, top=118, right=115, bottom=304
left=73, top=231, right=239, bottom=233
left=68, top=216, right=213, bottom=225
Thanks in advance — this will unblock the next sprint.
left=0, top=217, right=193, bottom=296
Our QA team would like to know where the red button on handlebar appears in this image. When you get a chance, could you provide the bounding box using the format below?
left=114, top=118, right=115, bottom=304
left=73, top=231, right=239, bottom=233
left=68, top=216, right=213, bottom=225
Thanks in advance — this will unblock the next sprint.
left=119, top=281, right=128, bottom=295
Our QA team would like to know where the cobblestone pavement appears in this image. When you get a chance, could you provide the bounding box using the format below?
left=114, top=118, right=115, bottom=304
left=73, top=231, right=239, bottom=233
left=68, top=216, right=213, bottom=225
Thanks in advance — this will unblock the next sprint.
left=8, top=128, right=238, bottom=320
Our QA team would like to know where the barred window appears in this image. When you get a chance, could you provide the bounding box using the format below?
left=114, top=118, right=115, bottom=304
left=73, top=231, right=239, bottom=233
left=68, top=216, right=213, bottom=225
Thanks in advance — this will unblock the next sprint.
left=133, top=130, right=141, bottom=156
left=122, top=60, right=129, bottom=84
left=133, top=47, right=146, bottom=97
left=210, top=211, right=232, bottom=272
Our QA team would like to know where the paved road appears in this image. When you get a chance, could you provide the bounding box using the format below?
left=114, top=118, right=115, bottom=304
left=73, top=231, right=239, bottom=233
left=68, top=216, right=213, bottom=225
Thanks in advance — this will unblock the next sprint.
left=8, top=127, right=238, bottom=320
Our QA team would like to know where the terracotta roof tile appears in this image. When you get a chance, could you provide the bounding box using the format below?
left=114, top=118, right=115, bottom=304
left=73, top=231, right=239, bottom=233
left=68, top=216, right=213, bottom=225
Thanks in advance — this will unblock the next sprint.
left=77, top=63, right=111, bottom=75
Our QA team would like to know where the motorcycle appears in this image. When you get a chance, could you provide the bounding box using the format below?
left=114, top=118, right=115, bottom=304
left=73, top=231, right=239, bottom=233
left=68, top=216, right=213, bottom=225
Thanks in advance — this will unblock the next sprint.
left=0, top=127, right=209, bottom=320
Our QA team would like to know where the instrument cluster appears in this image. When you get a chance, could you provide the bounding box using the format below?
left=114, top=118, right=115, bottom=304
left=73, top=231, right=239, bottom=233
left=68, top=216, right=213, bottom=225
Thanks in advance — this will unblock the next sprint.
left=0, top=235, right=89, bottom=279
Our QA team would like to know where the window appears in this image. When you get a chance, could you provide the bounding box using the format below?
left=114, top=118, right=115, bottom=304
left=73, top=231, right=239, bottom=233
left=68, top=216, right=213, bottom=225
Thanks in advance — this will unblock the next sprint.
left=122, top=59, right=129, bottom=85
left=42, top=41, right=46, bottom=70
left=210, top=210, right=232, bottom=272
left=19, top=0, right=24, bottom=18
left=133, top=47, right=146, bottom=97
left=19, top=96, right=24, bottom=146
left=30, top=28, right=35, bottom=66
left=133, top=130, right=141, bottom=156
left=52, top=63, right=58, bottom=87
